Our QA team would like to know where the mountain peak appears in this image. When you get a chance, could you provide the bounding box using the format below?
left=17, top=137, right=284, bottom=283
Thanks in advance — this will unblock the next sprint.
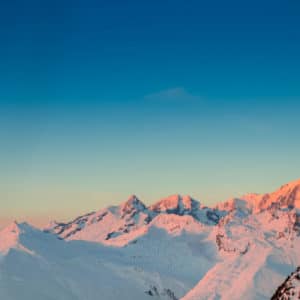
left=127, top=194, right=140, bottom=203
left=217, top=178, right=300, bottom=213
left=2, top=221, right=21, bottom=233
left=0, top=221, right=22, bottom=253
left=277, top=178, right=300, bottom=193
left=120, top=195, right=146, bottom=216
left=149, top=194, right=199, bottom=215
left=150, top=194, right=181, bottom=212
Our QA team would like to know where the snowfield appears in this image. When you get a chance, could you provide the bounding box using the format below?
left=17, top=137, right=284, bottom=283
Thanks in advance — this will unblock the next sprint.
left=1, top=179, right=300, bottom=299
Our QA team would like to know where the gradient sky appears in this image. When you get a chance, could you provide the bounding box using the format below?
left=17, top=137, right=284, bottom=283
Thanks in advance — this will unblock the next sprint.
left=1, top=0, right=300, bottom=227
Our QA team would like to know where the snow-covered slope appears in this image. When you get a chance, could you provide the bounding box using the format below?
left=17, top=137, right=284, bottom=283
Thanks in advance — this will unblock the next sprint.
left=182, top=206, right=300, bottom=300
left=0, top=220, right=218, bottom=300
left=47, top=195, right=152, bottom=244
left=2, top=178, right=300, bottom=300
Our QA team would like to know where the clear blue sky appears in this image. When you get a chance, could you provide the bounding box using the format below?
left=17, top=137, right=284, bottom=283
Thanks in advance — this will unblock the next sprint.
left=1, top=0, right=300, bottom=225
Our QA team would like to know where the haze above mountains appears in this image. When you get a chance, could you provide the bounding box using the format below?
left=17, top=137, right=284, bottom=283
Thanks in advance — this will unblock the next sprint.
left=1, top=178, right=300, bottom=299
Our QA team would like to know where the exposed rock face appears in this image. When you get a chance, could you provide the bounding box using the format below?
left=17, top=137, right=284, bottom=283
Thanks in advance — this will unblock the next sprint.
left=271, top=267, right=300, bottom=300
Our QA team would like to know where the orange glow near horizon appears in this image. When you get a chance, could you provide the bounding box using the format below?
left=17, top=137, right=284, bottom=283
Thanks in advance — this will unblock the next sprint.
left=0, top=212, right=72, bottom=229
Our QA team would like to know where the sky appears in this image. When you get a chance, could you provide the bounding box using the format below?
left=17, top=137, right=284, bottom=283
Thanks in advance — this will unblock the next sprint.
left=0, top=0, right=300, bottom=227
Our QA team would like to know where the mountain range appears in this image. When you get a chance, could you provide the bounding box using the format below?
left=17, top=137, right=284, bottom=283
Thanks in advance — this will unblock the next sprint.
left=1, top=179, right=300, bottom=299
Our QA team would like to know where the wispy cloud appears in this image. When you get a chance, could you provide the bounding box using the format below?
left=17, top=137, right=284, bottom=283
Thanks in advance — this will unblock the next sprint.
left=144, top=87, right=200, bottom=103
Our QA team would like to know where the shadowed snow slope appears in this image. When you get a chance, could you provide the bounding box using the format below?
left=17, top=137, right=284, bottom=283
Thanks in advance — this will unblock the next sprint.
left=0, top=220, right=217, bottom=300
left=1, top=179, right=300, bottom=299
left=182, top=207, right=300, bottom=300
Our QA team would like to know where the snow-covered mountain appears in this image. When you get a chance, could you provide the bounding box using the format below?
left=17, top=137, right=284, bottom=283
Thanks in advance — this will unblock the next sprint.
left=0, top=217, right=217, bottom=299
left=1, top=179, right=300, bottom=300
left=216, top=178, right=300, bottom=213
left=47, top=194, right=222, bottom=246
left=182, top=205, right=300, bottom=300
